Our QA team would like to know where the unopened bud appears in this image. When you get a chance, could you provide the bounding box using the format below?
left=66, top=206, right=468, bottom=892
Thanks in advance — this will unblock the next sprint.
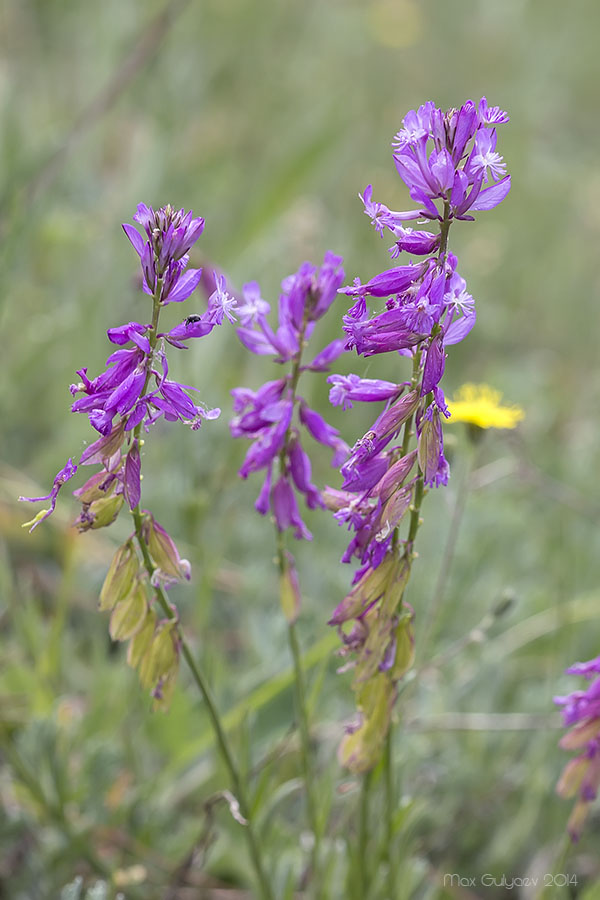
left=99, top=541, right=139, bottom=611
left=75, top=493, right=124, bottom=532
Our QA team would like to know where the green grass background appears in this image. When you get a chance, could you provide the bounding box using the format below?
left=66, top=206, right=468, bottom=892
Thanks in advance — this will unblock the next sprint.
left=1, top=0, right=600, bottom=897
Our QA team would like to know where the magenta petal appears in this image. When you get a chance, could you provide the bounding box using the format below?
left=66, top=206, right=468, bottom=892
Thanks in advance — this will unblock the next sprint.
left=236, top=327, right=277, bottom=356
left=124, top=441, right=141, bottom=509
left=445, top=310, right=476, bottom=345
left=122, top=223, right=146, bottom=257
left=162, top=268, right=203, bottom=304
left=421, top=333, right=446, bottom=395
left=307, top=339, right=347, bottom=372
left=469, top=175, right=511, bottom=211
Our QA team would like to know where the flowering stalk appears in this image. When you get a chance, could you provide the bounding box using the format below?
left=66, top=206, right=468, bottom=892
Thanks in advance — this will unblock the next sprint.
left=326, top=98, right=511, bottom=780
left=20, top=204, right=274, bottom=900
left=231, top=254, right=347, bottom=891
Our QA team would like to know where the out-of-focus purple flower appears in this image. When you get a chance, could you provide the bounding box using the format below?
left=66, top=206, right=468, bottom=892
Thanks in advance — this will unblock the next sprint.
left=237, top=281, right=271, bottom=325
left=19, top=459, right=78, bottom=532
left=206, top=272, right=238, bottom=324
left=272, top=476, right=312, bottom=540
left=231, top=254, right=348, bottom=542
left=555, top=656, right=600, bottom=840
left=328, top=374, right=402, bottom=411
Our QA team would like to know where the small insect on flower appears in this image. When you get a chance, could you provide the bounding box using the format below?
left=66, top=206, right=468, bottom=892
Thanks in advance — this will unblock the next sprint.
left=185, top=314, right=203, bottom=326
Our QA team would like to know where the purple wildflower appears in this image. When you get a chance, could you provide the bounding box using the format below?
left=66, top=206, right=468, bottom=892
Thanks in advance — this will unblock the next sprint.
left=329, top=99, right=510, bottom=773
left=23, top=204, right=227, bottom=533
left=230, top=253, right=348, bottom=542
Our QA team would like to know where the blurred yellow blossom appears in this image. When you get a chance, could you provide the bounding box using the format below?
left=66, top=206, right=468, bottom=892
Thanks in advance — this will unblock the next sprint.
left=447, top=384, right=524, bottom=429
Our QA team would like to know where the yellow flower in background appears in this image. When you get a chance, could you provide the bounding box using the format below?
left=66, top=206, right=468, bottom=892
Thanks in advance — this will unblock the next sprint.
left=447, top=384, right=524, bottom=429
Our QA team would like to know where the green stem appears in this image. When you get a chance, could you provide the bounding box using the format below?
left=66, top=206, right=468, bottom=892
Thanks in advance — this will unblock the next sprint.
left=131, top=511, right=274, bottom=900
left=419, top=442, right=475, bottom=659
left=383, top=727, right=396, bottom=898
left=274, top=306, right=324, bottom=894
left=378, top=200, right=453, bottom=891
left=288, top=618, right=322, bottom=892
left=358, top=769, right=372, bottom=899
left=126, top=281, right=273, bottom=900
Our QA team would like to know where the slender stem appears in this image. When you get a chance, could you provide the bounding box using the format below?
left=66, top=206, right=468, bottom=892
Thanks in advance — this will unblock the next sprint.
left=126, top=283, right=273, bottom=900
left=273, top=306, right=325, bottom=893
left=358, top=769, right=372, bottom=899
left=419, top=442, right=475, bottom=659
left=378, top=201, right=453, bottom=893
left=131, top=510, right=274, bottom=900
left=288, top=618, right=322, bottom=892
left=383, top=727, right=396, bottom=898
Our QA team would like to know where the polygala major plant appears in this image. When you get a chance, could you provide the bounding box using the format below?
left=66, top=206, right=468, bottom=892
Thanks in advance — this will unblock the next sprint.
left=20, top=204, right=276, bottom=900
left=325, top=96, right=511, bottom=774
left=19, top=97, right=547, bottom=894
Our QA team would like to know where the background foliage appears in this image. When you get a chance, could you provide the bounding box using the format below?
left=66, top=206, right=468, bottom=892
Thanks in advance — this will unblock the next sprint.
left=1, top=0, right=600, bottom=896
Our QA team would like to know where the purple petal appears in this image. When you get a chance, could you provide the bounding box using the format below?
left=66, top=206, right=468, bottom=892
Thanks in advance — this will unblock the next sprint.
left=122, top=223, right=146, bottom=257
left=162, top=268, right=203, bottom=305
left=469, top=175, right=511, bottom=211
left=124, top=441, right=141, bottom=509
left=306, top=339, right=347, bottom=372
left=444, top=311, right=477, bottom=345
left=421, top=333, right=446, bottom=395
left=236, top=327, right=277, bottom=356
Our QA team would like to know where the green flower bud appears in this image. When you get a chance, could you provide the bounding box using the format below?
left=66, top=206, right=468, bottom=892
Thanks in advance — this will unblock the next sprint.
left=75, top=494, right=124, bottom=532
left=109, top=581, right=148, bottom=642
left=99, top=541, right=139, bottom=612
left=338, top=673, right=396, bottom=774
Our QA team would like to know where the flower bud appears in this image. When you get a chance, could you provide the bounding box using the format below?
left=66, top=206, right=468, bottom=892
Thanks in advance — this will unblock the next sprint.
left=391, top=607, right=415, bottom=679
left=338, top=673, right=396, bottom=774
left=73, top=470, right=117, bottom=505
left=75, top=493, right=124, bottom=532
left=79, top=419, right=126, bottom=466
left=143, top=514, right=191, bottom=581
left=328, top=553, right=400, bottom=626
left=109, top=581, right=149, bottom=642
left=127, top=609, right=158, bottom=669
left=124, top=440, right=141, bottom=510
left=138, top=622, right=179, bottom=691
left=99, top=541, right=139, bottom=611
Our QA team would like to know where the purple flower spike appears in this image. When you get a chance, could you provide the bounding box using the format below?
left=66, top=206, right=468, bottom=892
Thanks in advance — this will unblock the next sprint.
left=328, top=374, right=402, bottom=411
left=232, top=253, right=349, bottom=551
left=555, top=654, right=600, bottom=841
left=299, top=404, right=348, bottom=467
